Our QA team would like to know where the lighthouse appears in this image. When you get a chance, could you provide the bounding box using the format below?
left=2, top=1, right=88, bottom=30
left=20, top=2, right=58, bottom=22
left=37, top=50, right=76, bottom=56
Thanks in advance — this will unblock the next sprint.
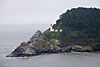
left=50, top=24, right=54, bottom=31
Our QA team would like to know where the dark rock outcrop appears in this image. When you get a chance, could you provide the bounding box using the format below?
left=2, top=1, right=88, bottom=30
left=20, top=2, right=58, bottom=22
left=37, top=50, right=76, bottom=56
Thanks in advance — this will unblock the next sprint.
left=71, top=45, right=93, bottom=52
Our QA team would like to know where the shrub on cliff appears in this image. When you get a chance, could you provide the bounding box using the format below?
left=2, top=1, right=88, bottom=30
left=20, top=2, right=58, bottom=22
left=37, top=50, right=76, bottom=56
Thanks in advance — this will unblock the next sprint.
left=43, top=31, right=61, bottom=39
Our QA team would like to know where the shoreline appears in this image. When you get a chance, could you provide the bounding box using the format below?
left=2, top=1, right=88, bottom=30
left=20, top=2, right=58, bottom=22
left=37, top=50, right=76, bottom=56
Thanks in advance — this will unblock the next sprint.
left=6, top=50, right=100, bottom=57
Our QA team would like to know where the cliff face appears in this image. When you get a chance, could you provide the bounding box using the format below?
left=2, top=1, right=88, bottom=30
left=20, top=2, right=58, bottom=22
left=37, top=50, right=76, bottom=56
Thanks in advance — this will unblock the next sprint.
left=6, top=31, right=61, bottom=57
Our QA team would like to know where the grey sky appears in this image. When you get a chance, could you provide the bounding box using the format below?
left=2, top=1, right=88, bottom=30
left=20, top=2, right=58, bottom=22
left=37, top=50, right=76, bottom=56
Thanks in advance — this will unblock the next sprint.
left=0, top=0, right=100, bottom=24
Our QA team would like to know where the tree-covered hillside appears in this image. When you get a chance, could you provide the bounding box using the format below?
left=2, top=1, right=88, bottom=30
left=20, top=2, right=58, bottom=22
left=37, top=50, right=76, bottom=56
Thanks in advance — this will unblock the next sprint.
left=44, top=7, right=100, bottom=50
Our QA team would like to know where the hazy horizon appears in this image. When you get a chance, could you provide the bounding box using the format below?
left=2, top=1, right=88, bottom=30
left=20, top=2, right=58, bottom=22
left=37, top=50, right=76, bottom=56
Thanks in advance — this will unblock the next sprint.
left=0, top=0, right=100, bottom=25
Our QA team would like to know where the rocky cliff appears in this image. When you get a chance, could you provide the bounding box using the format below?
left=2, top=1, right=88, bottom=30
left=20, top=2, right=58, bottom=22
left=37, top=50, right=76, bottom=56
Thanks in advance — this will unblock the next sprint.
left=6, top=30, right=93, bottom=57
left=6, top=30, right=61, bottom=57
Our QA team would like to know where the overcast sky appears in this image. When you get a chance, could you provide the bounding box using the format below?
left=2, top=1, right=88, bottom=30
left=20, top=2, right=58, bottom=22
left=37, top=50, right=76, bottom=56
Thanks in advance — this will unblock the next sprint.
left=0, top=0, right=100, bottom=24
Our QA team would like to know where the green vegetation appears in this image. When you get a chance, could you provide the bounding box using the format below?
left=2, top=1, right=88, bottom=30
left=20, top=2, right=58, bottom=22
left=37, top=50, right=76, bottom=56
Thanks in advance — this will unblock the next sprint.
left=44, top=7, right=100, bottom=50
left=43, top=31, right=61, bottom=39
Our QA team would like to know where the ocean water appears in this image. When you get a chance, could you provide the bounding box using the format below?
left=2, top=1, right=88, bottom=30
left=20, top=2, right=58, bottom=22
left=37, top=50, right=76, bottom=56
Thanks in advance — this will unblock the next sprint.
left=0, top=24, right=100, bottom=67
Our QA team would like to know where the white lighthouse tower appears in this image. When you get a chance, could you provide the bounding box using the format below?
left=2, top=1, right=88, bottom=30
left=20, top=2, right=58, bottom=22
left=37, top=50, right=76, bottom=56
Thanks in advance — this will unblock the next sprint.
left=50, top=24, right=54, bottom=31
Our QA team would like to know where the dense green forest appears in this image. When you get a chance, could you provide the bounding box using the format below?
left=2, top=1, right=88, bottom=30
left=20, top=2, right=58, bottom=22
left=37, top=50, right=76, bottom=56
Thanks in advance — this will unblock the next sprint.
left=44, top=7, right=100, bottom=50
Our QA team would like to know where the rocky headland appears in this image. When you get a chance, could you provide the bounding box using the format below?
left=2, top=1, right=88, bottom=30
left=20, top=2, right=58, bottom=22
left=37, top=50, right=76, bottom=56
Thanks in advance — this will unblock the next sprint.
left=6, top=7, right=100, bottom=57
left=6, top=30, right=93, bottom=57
